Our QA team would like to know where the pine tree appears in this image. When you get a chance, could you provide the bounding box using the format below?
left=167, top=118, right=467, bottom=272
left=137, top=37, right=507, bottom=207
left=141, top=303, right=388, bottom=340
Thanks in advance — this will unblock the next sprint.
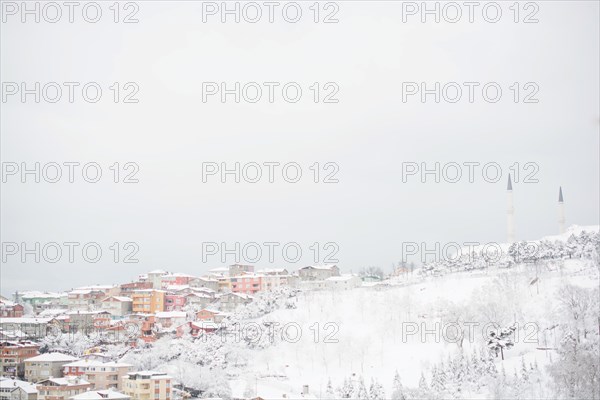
left=391, top=370, right=405, bottom=400
left=520, top=356, right=529, bottom=383
left=326, top=378, right=335, bottom=398
left=368, top=378, right=384, bottom=400
left=418, top=372, right=430, bottom=398
left=356, top=377, right=368, bottom=400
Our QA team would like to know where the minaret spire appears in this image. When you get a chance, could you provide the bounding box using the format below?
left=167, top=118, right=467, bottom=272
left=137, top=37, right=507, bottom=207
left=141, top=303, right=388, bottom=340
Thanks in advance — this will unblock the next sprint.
left=558, top=186, right=565, bottom=234
left=506, top=174, right=515, bottom=243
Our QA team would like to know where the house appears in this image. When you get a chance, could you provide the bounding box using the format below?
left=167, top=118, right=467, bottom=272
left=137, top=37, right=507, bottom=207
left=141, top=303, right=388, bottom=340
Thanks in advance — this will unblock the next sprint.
left=100, top=297, right=132, bottom=318
left=119, top=282, right=152, bottom=297
left=230, top=274, right=262, bottom=295
left=154, top=312, right=187, bottom=329
left=174, top=321, right=218, bottom=338
left=325, top=275, right=362, bottom=291
left=36, top=377, right=92, bottom=400
left=145, top=270, right=168, bottom=290
left=159, top=273, right=195, bottom=289
left=228, top=264, right=254, bottom=276
left=0, top=319, right=55, bottom=340
left=256, top=268, right=289, bottom=276
left=15, top=292, right=67, bottom=314
left=69, top=389, right=130, bottom=400
left=195, top=309, right=228, bottom=324
left=121, top=372, right=171, bottom=400
left=217, top=293, right=253, bottom=312
left=67, top=290, right=107, bottom=312
left=63, top=360, right=133, bottom=390
left=182, top=293, right=212, bottom=311
left=298, top=265, right=340, bottom=281
left=24, top=353, right=79, bottom=383
left=67, top=311, right=112, bottom=332
left=0, top=377, right=37, bottom=400
left=131, top=291, right=165, bottom=314
left=163, top=295, right=186, bottom=312
left=0, top=300, right=24, bottom=319
left=0, top=341, right=40, bottom=378
left=188, top=277, right=219, bottom=292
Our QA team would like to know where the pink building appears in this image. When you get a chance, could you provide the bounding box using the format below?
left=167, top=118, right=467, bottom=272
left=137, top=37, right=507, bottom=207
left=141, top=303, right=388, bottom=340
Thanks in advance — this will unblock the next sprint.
left=164, top=294, right=187, bottom=311
left=230, top=275, right=262, bottom=295
left=160, top=273, right=195, bottom=288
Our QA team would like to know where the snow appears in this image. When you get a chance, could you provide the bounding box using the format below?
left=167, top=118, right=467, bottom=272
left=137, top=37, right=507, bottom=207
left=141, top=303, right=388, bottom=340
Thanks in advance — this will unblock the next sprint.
left=0, top=378, right=38, bottom=394
left=24, top=352, right=79, bottom=362
left=70, top=390, right=130, bottom=400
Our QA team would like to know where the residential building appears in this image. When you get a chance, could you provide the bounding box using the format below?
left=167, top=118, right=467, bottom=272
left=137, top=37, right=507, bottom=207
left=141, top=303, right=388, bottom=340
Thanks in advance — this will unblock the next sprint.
left=298, top=265, right=340, bottom=281
left=154, top=312, right=186, bottom=329
left=159, top=274, right=195, bottom=289
left=163, top=295, right=186, bottom=312
left=24, top=353, right=79, bottom=383
left=0, top=301, right=24, bottom=319
left=217, top=293, right=253, bottom=312
left=182, top=293, right=212, bottom=311
left=324, top=275, right=362, bottom=291
left=119, top=283, right=152, bottom=298
left=228, top=264, right=254, bottom=276
left=195, top=309, right=227, bottom=324
left=121, top=372, right=171, bottom=400
left=230, top=275, right=262, bottom=295
left=131, top=291, right=164, bottom=315
left=0, top=319, right=56, bottom=340
left=15, top=292, right=67, bottom=314
left=188, top=278, right=219, bottom=292
left=63, top=361, right=133, bottom=391
left=145, top=271, right=167, bottom=290
left=0, top=377, right=37, bottom=400
left=67, top=290, right=107, bottom=312
left=69, top=389, right=130, bottom=400
left=36, top=377, right=92, bottom=400
left=101, top=298, right=132, bottom=318
left=0, top=341, right=40, bottom=378
left=67, top=311, right=112, bottom=332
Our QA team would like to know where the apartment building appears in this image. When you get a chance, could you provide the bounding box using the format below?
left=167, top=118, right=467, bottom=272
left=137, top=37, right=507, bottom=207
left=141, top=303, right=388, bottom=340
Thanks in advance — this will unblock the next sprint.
left=230, top=275, right=262, bottom=295
left=0, top=300, right=24, bottom=319
left=101, top=298, right=133, bottom=318
left=0, top=377, right=38, bottom=400
left=217, top=293, right=253, bottom=312
left=121, top=371, right=171, bottom=400
left=67, top=290, right=106, bottom=312
left=131, top=291, right=164, bottom=315
left=63, top=360, right=133, bottom=391
left=119, top=283, right=152, bottom=298
left=0, top=341, right=40, bottom=379
left=36, top=376, right=92, bottom=400
left=24, top=353, right=79, bottom=383
left=298, top=265, right=340, bottom=281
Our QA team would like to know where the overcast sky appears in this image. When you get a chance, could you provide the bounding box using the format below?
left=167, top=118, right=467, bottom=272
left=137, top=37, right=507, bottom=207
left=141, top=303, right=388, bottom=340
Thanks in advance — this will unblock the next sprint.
left=1, top=1, right=599, bottom=296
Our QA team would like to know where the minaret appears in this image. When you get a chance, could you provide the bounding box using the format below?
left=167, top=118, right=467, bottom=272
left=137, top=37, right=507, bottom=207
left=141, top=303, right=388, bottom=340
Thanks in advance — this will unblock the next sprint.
left=558, top=186, right=565, bottom=234
left=507, top=174, right=515, bottom=243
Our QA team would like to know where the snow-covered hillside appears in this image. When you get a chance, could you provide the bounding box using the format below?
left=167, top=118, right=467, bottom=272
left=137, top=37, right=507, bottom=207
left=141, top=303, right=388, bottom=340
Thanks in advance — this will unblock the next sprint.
left=39, top=228, right=599, bottom=399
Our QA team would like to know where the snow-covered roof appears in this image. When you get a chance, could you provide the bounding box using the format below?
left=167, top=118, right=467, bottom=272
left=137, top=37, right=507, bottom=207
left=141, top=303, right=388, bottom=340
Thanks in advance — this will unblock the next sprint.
left=325, top=275, right=359, bottom=282
left=147, top=269, right=167, bottom=275
left=300, top=264, right=338, bottom=271
left=20, top=291, right=65, bottom=299
left=63, top=360, right=132, bottom=368
left=0, top=317, right=53, bottom=324
left=103, top=296, right=132, bottom=302
left=70, top=390, right=130, bottom=400
left=155, top=311, right=186, bottom=319
left=0, top=378, right=38, bottom=394
left=39, top=377, right=90, bottom=386
left=126, top=371, right=172, bottom=379
left=25, top=352, right=79, bottom=362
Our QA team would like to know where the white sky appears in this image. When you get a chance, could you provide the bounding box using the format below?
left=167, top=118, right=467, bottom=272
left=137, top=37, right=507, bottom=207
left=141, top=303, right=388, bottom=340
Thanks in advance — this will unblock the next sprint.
left=1, top=1, right=599, bottom=295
